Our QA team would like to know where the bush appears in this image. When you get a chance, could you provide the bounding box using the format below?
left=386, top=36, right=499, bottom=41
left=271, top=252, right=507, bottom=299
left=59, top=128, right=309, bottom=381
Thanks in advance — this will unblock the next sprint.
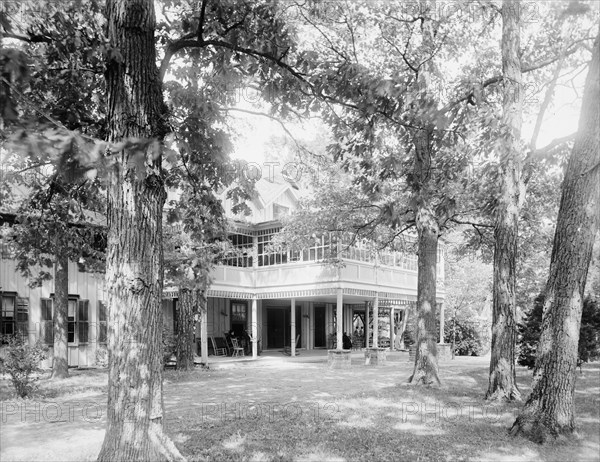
left=518, top=295, right=600, bottom=369
left=517, top=295, right=544, bottom=369
left=444, top=317, right=490, bottom=356
left=94, top=346, right=109, bottom=368
left=578, top=297, right=600, bottom=365
left=0, top=334, right=48, bottom=398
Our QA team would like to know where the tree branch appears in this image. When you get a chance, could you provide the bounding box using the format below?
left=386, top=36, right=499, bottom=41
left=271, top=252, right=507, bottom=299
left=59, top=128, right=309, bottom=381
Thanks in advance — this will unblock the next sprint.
left=197, top=0, right=208, bottom=42
left=449, top=218, right=493, bottom=228
left=526, top=133, right=577, bottom=162
left=441, top=38, right=593, bottom=114
left=2, top=31, right=52, bottom=43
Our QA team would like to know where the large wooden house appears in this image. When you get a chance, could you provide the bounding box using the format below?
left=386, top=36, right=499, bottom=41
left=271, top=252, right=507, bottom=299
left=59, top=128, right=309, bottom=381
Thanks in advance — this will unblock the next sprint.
left=0, top=177, right=446, bottom=366
left=166, top=177, right=446, bottom=360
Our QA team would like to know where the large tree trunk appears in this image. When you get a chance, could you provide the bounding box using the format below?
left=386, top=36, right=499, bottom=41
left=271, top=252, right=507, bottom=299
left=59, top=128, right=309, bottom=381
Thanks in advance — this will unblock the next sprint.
left=408, top=128, right=441, bottom=386
left=510, top=29, right=600, bottom=444
left=486, top=0, right=523, bottom=402
left=409, top=211, right=441, bottom=385
left=176, top=289, right=198, bottom=371
left=97, top=1, right=182, bottom=461
left=51, top=250, right=69, bottom=379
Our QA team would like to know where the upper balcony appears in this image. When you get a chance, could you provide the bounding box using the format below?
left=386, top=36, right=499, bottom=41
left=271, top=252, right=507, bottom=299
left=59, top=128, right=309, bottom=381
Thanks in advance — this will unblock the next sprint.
left=210, top=228, right=446, bottom=300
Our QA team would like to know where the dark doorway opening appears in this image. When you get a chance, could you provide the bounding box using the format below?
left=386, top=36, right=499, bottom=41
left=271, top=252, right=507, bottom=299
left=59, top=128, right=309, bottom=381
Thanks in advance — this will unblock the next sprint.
left=266, top=306, right=302, bottom=349
left=314, top=304, right=326, bottom=348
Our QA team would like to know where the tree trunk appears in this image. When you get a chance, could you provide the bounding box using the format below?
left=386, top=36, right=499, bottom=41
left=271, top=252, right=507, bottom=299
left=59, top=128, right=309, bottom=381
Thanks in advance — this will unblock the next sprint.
left=176, top=289, right=197, bottom=371
left=409, top=212, right=441, bottom=386
left=510, top=29, right=600, bottom=444
left=486, top=0, right=523, bottom=402
left=97, top=1, right=182, bottom=461
left=51, top=250, right=69, bottom=379
left=408, top=128, right=441, bottom=386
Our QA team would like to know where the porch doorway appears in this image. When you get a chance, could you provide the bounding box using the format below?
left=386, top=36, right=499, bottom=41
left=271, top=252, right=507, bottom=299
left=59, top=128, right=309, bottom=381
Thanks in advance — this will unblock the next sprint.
left=230, top=301, right=247, bottom=337
left=314, top=304, right=326, bottom=348
left=266, top=306, right=302, bottom=349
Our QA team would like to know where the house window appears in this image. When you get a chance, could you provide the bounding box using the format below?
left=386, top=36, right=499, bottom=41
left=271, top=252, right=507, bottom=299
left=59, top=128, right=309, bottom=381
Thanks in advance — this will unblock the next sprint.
left=1, top=294, right=29, bottom=338
left=225, top=233, right=254, bottom=267
left=231, top=303, right=247, bottom=323
left=230, top=302, right=247, bottom=337
left=98, top=301, right=107, bottom=344
left=256, top=233, right=288, bottom=266
left=68, top=300, right=77, bottom=343
left=302, top=233, right=335, bottom=262
left=41, top=297, right=89, bottom=344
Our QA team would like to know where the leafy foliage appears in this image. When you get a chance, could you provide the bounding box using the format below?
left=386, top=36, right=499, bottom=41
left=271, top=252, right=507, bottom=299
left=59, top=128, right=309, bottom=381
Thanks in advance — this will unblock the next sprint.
left=0, top=334, right=48, bottom=398
left=444, top=317, right=490, bottom=357
left=518, top=295, right=600, bottom=369
left=517, top=295, right=544, bottom=369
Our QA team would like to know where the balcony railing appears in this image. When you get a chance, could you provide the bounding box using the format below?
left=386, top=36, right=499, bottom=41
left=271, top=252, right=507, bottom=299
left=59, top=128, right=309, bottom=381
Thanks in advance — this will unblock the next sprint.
left=220, top=232, right=445, bottom=276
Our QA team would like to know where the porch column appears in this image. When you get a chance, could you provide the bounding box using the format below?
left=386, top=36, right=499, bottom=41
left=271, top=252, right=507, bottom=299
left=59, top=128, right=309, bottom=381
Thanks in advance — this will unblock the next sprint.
left=365, top=300, right=370, bottom=348
left=200, top=304, right=208, bottom=365
left=372, top=293, right=379, bottom=348
left=389, top=307, right=395, bottom=351
left=336, top=289, right=343, bottom=350
left=291, top=297, right=296, bottom=357
left=439, top=301, right=445, bottom=344
left=252, top=297, right=258, bottom=358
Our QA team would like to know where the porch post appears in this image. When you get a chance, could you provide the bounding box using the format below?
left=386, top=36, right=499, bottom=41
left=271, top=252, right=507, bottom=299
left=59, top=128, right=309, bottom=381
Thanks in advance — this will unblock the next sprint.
left=336, top=288, right=343, bottom=350
left=252, top=297, right=258, bottom=358
left=365, top=300, right=370, bottom=348
left=372, top=293, right=379, bottom=348
left=439, top=301, right=445, bottom=344
left=291, top=297, right=296, bottom=357
left=389, top=306, right=395, bottom=351
left=200, top=303, right=208, bottom=365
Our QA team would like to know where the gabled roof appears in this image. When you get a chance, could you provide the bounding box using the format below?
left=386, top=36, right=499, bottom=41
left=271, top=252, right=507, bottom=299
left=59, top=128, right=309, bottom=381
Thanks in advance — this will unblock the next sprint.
left=253, top=178, right=299, bottom=208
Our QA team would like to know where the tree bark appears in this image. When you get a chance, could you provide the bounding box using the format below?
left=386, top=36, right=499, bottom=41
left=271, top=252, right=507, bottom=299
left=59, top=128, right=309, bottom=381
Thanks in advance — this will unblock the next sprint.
left=510, top=29, right=600, bottom=444
left=51, top=250, right=69, bottom=379
left=176, top=289, right=198, bottom=371
left=97, top=1, right=182, bottom=461
left=408, top=128, right=441, bottom=386
left=409, top=212, right=441, bottom=385
left=486, top=0, right=523, bottom=402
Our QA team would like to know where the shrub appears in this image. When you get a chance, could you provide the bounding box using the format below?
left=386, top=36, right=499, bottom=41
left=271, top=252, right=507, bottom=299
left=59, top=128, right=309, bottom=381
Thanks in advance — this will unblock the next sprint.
left=517, top=295, right=544, bottom=369
left=518, top=295, right=600, bottom=369
left=578, top=297, right=600, bottom=365
left=94, top=346, right=109, bottom=368
left=0, top=334, right=48, bottom=398
left=444, top=317, right=490, bottom=356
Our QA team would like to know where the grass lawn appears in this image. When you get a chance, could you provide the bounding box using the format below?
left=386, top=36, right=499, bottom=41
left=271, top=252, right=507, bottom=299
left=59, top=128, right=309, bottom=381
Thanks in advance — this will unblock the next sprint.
left=1, top=354, right=599, bottom=461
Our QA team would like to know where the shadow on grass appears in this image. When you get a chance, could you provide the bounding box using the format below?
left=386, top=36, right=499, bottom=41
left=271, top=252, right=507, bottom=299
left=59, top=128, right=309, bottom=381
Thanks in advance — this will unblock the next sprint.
left=166, top=360, right=600, bottom=462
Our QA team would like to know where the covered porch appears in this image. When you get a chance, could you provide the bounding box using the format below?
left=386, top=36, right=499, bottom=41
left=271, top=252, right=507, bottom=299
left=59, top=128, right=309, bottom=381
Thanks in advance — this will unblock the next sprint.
left=192, top=288, right=446, bottom=365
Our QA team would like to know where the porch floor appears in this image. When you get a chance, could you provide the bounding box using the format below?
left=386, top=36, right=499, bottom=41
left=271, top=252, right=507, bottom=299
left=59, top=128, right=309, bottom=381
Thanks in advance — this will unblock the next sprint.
left=200, top=348, right=410, bottom=369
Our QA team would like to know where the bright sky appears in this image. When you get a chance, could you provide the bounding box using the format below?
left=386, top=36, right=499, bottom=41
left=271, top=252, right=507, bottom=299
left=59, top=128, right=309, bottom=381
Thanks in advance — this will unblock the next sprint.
left=230, top=76, right=587, bottom=167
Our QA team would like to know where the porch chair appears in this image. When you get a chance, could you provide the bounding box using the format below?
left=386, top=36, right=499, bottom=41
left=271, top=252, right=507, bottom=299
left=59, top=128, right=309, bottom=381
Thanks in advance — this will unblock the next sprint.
left=282, top=335, right=301, bottom=356
left=231, top=338, right=245, bottom=357
left=210, top=337, right=227, bottom=356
